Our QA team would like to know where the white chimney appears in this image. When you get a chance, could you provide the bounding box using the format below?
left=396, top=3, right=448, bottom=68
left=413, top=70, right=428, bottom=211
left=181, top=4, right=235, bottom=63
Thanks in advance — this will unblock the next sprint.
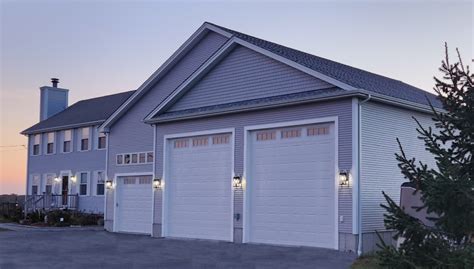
left=39, top=78, right=69, bottom=121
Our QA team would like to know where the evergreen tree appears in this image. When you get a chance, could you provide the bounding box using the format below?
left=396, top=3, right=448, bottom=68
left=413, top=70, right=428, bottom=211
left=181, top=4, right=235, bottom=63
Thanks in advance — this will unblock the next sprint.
left=377, top=45, right=474, bottom=268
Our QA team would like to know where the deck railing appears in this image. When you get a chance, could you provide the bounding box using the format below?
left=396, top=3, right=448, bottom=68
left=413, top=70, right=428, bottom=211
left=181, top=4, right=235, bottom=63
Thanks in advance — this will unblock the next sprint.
left=24, top=193, right=79, bottom=213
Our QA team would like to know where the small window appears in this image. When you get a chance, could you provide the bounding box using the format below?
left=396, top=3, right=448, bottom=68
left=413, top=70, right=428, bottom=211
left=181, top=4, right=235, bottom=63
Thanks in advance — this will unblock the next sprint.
left=80, top=173, right=88, bottom=195
left=96, top=171, right=105, bottom=196
left=63, top=130, right=72, bottom=153
left=33, top=134, right=41, bottom=155
left=46, top=132, right=55, bottom=154
left=124, top=154, right=131, bottom=164
left=174, top=139, right=189, bottom=148
left=212, top=135, right=230, bottom=145
left=80, top=128, right=90, bottom=151
left=307, top=126, right=329, bottom=136
left=256, top=131, right=276, bottom=141
left=98, top=133, right=106, bottom=149
left=146, top=152, right=154, bottom=163
left=123, top=177, right=136, bottom=184
left=281, top=129, right=301, bottom=139
left=117, top=155, right=123, bottom=165
left=31, top=185, right=38, bottom=195
left=139, top=176, right=151, bottom=184
left=131, top=154, right=138, bottom=164
left=139, top=153, right=146, bottom=163
left=192, top=137, right=208, bottom=147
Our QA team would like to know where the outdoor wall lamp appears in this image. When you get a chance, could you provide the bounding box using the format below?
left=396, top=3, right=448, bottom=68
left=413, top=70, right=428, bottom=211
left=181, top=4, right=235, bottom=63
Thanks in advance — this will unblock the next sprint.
left=105, top=179, right=113, bottom=189
left=233, top=175, right=242, bottom=188
left=54, top=177, right=60, bottom=182
left=339, top=170, right=350, bottom=187
left=153, top=178, right=162, bottom=189
left=70, top=176, right=76, bottom=183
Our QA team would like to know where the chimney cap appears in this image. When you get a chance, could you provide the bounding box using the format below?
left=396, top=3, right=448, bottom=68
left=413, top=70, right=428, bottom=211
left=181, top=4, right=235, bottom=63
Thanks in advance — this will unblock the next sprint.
left=51, top=78, right=59, bottom=87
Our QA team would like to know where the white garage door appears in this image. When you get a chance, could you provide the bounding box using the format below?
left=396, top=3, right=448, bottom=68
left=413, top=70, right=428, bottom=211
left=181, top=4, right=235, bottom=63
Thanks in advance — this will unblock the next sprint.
left=247, top=123, right=336, bottom=248
left=165, top=133, right=233, bottom=241
left=116, top=175, right=153, bottom=234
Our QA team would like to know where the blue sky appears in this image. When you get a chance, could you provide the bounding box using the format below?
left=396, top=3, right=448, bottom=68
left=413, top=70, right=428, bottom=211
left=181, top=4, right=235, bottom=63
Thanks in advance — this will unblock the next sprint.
left=0, top=0, right=472, bottom=194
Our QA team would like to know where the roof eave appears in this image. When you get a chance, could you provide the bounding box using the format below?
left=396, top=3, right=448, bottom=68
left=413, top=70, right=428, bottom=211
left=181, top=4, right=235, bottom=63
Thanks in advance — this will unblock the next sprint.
left=21, top=120, right=105, bottom=135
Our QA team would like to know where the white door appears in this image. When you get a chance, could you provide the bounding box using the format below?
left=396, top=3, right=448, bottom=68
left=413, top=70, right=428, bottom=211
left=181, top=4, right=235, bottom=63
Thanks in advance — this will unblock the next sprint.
left=116, top=175, right=153, bottom=234
left=247, top=123, right=336, bottom=248
left=165, top=133, right=233, bottom=241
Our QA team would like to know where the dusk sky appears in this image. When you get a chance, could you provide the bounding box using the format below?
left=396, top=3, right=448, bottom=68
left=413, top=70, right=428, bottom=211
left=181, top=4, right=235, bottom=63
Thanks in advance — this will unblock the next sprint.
left=1, top=0, right=472, bottom=194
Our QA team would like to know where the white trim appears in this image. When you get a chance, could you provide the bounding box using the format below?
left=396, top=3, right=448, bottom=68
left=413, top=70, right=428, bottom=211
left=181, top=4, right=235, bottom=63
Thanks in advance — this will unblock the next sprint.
left=351, top=97, right=359, bottom=234
left=112, top=172, right=154, bottom=234
left=151, top=125, right=157, bottom=237
left=161, top=127, right=235, bottom=242
left=242, top=116, right=339, bottom=250
left=99, top=23, right=231, bottom=132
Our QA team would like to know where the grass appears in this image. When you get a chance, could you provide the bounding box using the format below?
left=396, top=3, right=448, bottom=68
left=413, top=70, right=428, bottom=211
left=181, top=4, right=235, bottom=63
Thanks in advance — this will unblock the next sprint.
left=0, top=216, right=13, bottom=223
left=0, top=227, right=11, bottom=232
left=351, top=255, right=382, bottom=269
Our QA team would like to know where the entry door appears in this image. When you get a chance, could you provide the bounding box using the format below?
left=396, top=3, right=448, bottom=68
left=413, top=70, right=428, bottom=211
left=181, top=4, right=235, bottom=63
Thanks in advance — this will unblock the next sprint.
left=62, top=176, right=69, bottom=205
left=165, top=133, right=233, bottom=241
left=116, top=175, right=153, bottom=234
left=247, top=124, right=336, bottom=248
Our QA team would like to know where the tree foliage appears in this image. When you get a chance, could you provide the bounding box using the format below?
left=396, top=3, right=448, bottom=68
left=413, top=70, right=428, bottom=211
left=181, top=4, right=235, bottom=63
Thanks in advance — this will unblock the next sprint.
left=377, top=45, right=474, bottom=268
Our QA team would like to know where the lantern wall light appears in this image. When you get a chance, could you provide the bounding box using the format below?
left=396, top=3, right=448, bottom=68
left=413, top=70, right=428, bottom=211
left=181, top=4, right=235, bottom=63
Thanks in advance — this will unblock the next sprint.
left=233, top=175, right=242, bottom=188
left=105, top=179, right=113, bottom=189
left=153, top=178, right=162, bottom=189
left=339, top=170, right=350, bottom=187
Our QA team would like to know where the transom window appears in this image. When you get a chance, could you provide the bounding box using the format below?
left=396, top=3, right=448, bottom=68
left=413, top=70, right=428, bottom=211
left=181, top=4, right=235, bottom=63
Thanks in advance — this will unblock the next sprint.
left=116, top=152, right=154, bottom=165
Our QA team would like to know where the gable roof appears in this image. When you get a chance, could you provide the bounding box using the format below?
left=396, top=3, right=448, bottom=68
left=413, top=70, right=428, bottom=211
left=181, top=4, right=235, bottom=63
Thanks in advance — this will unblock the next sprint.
left=207, top=22, right=441, bottom=108
left=22, top=90, right=135, bottom=135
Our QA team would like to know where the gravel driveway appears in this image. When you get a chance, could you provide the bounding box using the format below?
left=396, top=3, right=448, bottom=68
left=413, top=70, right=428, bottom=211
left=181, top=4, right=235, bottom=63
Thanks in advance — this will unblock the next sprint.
left=0, top=228, right=356, bottom=269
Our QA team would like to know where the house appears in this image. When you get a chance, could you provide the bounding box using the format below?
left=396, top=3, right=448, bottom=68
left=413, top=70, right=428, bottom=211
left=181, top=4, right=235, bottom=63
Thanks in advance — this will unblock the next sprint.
left=21, top=82, right=134, bottom=213
left=23, top=22, right=439, bottom=253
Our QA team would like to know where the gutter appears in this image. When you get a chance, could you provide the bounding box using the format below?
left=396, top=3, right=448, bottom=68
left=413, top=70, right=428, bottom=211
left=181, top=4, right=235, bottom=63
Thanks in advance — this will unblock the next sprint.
left=357, top=93, right=371, bottom=256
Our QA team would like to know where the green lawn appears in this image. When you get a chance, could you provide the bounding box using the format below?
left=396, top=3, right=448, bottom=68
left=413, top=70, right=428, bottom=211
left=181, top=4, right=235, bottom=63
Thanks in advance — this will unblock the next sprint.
left=351, top=255, right=382, bottom=269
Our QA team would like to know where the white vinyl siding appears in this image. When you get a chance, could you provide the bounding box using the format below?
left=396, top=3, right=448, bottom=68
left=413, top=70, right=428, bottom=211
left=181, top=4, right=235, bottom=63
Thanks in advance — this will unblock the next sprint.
left=360, top=102, right=436, bottom=232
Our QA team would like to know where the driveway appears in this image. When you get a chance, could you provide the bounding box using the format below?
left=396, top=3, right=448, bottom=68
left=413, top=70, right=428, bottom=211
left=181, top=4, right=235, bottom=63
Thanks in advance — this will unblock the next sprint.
left=0, top=228, right=356, bottom=269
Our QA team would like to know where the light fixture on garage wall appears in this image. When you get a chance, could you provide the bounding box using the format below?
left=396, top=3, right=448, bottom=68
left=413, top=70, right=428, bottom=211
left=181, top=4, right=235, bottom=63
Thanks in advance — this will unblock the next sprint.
left=70, top=176, right=76, bottom=183
left=233, top=174, right=242, bottom=188
left=105, top=179, right=113, bottom=189
left=339, top=170, right=350, bottom=187
left=54, top=177, right=60, bottom=182
left=153, top=178, right=162, bottom=189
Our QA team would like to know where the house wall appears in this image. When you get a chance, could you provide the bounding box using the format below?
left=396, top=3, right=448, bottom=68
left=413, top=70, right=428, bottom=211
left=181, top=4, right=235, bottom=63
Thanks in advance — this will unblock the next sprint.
left=105, top=31, right=229, bottom=227
left=27, top=125, right=106, bottom=213
left=168, top=45, right=333, bottom=112
left=153, top=99, right=354, bottom=249
left=360, top=101, right=435, bottom=245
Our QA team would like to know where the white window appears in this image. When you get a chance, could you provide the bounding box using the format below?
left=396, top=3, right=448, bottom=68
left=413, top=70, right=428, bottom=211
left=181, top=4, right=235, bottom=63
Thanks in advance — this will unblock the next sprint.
left=31, top=175, right=40, bottom=195
left=79, top=172, right=88, bottom=195
left=95, top=171, right=105, bottom=196
left=46, top=132, right=55, bottom=154
left=45, top=174, right=54, bottom=195
left=32, top=134, right=41, bottom=155
left=116, top=152, right=154, bottom=165
left=98, top=132, right=106, bottom=149
left=80, top=128, right=90, bottom=151
left=63, top=130, right=72, bottom=153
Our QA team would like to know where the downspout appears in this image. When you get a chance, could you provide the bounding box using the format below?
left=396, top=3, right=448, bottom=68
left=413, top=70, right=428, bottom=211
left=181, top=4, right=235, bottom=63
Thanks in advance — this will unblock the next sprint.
left=103, top=131, right=109, bottom=220
left=357, top=93, right=371, bottom=256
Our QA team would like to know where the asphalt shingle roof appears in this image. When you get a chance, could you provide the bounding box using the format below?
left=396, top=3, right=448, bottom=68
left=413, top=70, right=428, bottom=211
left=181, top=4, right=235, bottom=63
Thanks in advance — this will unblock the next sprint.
left=22, top=90, right=135, bottom=134
left=209, top=22, right=441, bottom=108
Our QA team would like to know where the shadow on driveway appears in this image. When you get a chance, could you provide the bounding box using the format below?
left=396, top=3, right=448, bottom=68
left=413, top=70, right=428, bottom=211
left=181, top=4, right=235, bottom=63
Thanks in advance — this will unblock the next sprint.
left=0, top=230, right=356, bottom=268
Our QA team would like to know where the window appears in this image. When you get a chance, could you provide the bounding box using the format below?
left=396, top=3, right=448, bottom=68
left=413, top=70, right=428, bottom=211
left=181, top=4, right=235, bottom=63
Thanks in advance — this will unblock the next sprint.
left=139, top=153, right=146, bottom=163
left=307, top=126, right=329, bottom=136
left=63, top=130, right=72, bottom=153
left=33, top=134, right=41, bottom=155
left=31, top=175, right=40, bottom=195
left=147, top=152, right=154, bottom=163
left=32, top=185, right=38, bottom=195
left=79, top=172, right=88, bottom=195
left=281, top=129, right=301, bottom=139
left=46, top=132, right=55, bottom=154
left=80, top=127, right=90, bottom=151
left=256, top=131, right=276, bottom=141
left=45, top=175, right=53, bottom=195
left=96, top=171, right=105, bottom=196
left=116, top=152, right=154, bottom=165
left=98, top=133, right=106, bottom=149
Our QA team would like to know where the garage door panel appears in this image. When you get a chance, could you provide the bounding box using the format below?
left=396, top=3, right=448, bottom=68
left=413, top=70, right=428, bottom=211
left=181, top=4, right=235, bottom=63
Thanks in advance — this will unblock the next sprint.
left=166, top=133, right=232, bottom=241
left=248, top=124, right=336, bottom=248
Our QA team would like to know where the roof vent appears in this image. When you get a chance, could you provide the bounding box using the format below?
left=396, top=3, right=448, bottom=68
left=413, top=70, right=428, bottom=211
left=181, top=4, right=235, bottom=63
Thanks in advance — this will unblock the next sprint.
left=51, top=78, right=59, bottom=88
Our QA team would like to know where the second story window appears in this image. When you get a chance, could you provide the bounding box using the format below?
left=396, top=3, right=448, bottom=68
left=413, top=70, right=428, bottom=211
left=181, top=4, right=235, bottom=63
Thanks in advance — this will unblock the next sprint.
left=80, top=172, right=88, bottom=195
left=63, top=130, right=72, bottom=153
left=46, top=132, right=55, bottom=154
left=33, top=134, right=41, bottom=155
left=80, top=127, right=90, bottom=151
left=98, top=132, right=106, bottom=149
